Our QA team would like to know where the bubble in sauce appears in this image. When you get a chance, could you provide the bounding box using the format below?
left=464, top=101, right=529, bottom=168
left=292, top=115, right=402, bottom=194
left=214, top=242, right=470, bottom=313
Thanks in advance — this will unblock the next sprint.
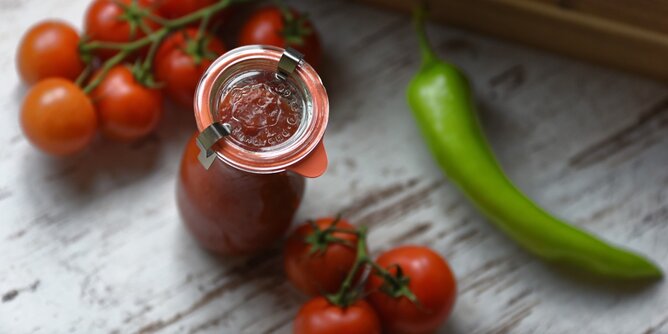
left=218, top=71, right=304, bottom=150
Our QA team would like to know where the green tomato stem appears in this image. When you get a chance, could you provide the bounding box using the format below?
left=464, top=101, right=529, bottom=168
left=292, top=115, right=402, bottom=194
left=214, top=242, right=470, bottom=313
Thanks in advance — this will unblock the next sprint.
left=367, top=257, right=419, bottom=304
left=141, top=29, right=168, bottom=72
left=74, top=63, right=93, bottom=88
left=328, top=226, right=369, bottom=307
left=144, top=12, right=171, bottom=26
left=322, top=224, right=420, bottom=307
left=274, top=0, right=293, bottom=21
left=367, top=261, right=397, bottom=286
left=81, top=41, right=129, bottom=51
left=138, top=20, right=155, bottom=36
left=79, top=0, right=246, bottom=92
left=82, top=50, right=130, bottom=94
left=195, top=11, right=212, bottom=42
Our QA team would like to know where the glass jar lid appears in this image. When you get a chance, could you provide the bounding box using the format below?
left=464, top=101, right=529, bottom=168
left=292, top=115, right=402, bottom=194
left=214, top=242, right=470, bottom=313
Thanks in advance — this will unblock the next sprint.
left=194, top=45, right=329, bottom=175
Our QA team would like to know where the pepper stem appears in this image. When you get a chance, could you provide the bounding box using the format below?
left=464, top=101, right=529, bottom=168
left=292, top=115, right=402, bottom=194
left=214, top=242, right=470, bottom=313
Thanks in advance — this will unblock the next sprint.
left=413, top=5, right=438, bottom=66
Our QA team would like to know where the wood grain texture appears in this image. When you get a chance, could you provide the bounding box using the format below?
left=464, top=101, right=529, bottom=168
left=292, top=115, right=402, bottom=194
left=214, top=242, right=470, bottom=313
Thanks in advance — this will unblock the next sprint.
left=533, top=0, right=668, bottom=34
left=1, top=0, right=668, bottom=333
left=359, top=0, right=668, bottom=81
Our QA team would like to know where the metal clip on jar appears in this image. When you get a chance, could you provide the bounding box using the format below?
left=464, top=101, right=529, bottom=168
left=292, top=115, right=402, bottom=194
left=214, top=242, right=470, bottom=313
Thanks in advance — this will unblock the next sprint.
left=177, top=46, right=329, bottom=255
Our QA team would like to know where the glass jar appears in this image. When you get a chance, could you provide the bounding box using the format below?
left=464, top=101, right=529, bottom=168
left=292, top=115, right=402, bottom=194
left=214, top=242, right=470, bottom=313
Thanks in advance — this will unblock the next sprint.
left=176, top=45, right=329, bottom=255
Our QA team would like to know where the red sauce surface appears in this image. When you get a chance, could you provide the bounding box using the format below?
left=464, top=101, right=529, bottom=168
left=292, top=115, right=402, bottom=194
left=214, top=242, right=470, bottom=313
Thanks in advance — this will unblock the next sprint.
left=177, top=134, right=305, bottom=255
left=218, top=71, right=303, bottom=150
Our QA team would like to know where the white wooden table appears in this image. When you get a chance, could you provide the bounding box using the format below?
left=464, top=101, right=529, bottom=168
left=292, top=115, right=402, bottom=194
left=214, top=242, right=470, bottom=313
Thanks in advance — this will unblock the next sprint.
left=2, top=1, right=668, bottom=333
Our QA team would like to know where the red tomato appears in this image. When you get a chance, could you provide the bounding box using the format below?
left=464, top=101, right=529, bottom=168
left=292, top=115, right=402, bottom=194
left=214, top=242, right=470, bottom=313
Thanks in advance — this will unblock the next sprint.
left=238, top=6, right=321, bottom=67
left=20, top=79, right=97, bottom=156
left=156, top=0, right=212, bottom=18
left=17, top=21, right=85, bottom=85
left=366, top=246, right=457, bottom=334
left=84, top=0, right=160, bottom=59
left=154, top=0, right=231, bottom=29
left=91, top=66, right=163, bottom=141
left=294, top=297, right=382, bottom=334
left=283, top=217, right=358, bottom=296
left=154, top=28, right=225, bottom=107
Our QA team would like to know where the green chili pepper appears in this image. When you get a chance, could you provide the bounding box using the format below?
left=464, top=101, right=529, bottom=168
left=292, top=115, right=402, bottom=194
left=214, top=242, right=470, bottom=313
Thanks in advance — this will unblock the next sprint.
left=407, top=9, right=661, bottom=279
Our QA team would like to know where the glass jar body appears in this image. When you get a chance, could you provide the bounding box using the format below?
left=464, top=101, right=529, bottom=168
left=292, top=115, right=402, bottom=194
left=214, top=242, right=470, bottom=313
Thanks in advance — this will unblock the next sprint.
left=177, top=134, right=305, bottom=255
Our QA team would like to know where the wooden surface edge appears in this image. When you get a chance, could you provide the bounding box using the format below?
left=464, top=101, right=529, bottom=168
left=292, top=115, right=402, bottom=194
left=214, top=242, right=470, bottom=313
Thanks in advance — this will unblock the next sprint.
left=357, top=0, right=668, bottom=82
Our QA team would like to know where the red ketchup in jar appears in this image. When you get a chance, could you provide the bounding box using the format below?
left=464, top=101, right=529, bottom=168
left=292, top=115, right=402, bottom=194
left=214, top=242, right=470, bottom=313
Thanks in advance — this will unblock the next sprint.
left=218, top=71, right=303, bottom=150
left=177, top=46, right=328, bottom=255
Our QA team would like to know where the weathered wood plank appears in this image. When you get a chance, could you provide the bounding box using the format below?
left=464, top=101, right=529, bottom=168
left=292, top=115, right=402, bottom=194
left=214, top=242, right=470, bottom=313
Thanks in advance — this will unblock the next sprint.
left=1, top=0, right=667, bottom=333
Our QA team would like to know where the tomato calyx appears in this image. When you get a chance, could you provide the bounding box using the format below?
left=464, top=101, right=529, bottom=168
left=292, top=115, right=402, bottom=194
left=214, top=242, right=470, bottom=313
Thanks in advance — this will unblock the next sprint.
left=282, top=15, right=311, bottom=46
left=371, top=263, right=420, bottom=305
left=304, top=216, right=356, bottom=255
left=77, top=0, right=242, bottom=94
left=186, top=11, right=220, bottom=65
left=319, top=222, right=422, bottom=310
left=131, top=59, right=160, bottom=88
left=276, top=3, right=311, bottom=46
left=114, top=0, right=158, bottom=38
left=182, top=32, right=218, bottom=66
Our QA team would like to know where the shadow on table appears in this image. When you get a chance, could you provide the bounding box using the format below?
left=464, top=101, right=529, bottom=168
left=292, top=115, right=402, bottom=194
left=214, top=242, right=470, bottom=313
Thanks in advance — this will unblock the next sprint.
left=540, top=261, right=663, bottom=295
left=18, top=98, right=197, bottom=208
left=169, top=227, right=308, bottom=333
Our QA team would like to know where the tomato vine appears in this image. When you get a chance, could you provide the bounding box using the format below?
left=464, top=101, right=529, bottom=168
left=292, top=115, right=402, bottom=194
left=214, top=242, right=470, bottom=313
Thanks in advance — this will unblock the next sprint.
left=318, top=224, right=419, bottom=307
left=77, top=0, right=246, bottom=93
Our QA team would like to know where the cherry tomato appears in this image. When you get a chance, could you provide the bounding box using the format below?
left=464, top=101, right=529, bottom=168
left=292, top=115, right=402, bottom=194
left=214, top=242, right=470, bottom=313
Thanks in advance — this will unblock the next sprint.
left=283, top=217, right=358, bottom=296
left=17, top=21, right=85, bottom=85
left=366, top=246, right=457, bottom=334
left=84, top=0, right=160, bottom=59
left=238, top=6, right=322, bottom=67
left=154, top=0, right=231, bottom=29
left=154, top=28, right=225, bottom=107
left=156, top=0, right=214, bottom=18
left=20, top=79, right=97, bottom=156
left=91, top=66, right=163, bottom=141
left=294, top=297, right=382, bottom=334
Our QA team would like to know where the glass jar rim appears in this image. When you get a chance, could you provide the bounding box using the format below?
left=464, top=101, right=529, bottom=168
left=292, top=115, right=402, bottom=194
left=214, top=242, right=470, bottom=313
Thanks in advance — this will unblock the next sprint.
left=194, top=45, right=329, bottom=174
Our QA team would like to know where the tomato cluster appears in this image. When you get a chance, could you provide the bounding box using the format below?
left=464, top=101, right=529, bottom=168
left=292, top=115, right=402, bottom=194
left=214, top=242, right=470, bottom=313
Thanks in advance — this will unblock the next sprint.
left=285, top=217, right=457, bottom=334
left=16, top=0, right=321, bottom=157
